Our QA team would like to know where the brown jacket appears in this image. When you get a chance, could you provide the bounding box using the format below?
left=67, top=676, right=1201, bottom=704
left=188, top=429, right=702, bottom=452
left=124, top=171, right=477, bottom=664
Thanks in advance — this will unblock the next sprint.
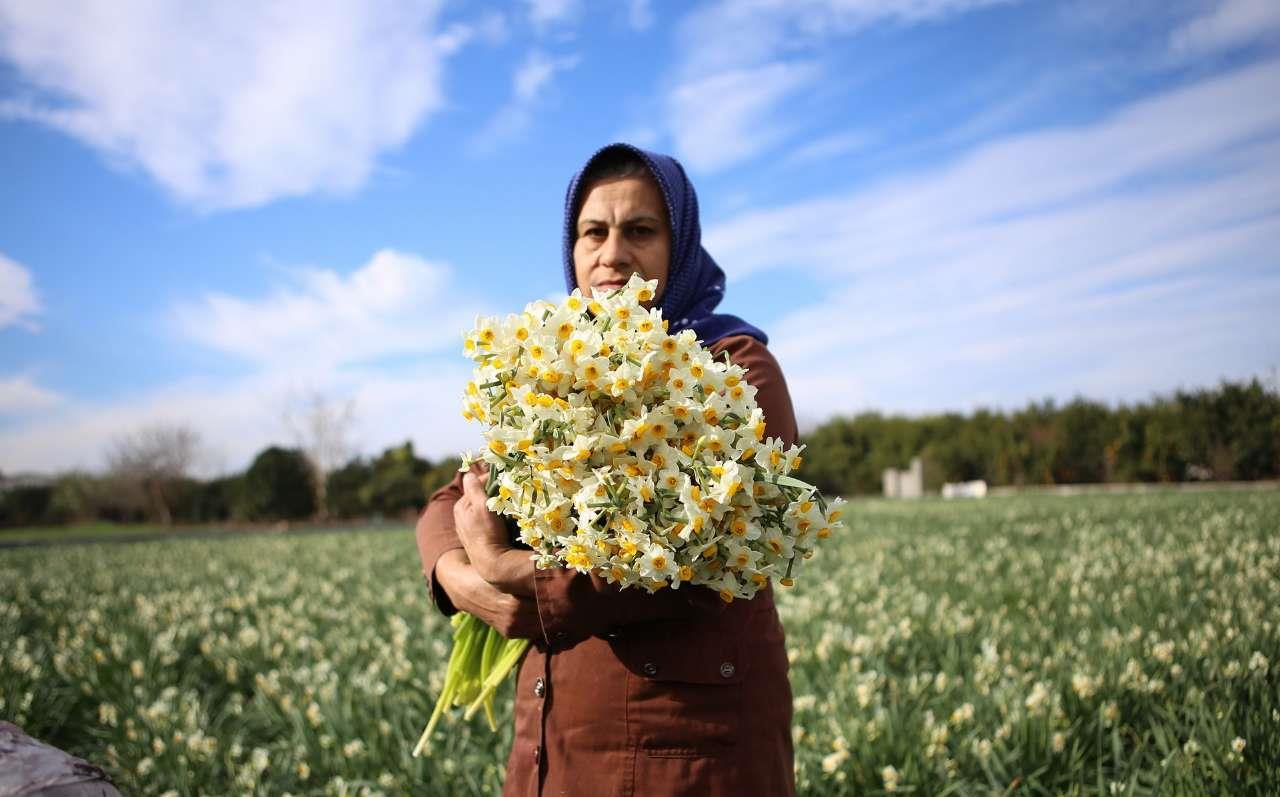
left=416, top=334, right=799, bottom=796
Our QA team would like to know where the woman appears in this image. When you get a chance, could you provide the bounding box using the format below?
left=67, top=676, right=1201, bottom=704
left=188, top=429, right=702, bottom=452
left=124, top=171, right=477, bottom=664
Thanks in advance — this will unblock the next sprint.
left=416, top=143, right=798, bottom=796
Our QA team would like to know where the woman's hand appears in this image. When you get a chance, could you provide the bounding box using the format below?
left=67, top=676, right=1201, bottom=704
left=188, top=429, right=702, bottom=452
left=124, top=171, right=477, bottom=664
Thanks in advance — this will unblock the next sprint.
left=434, top=549, right=543, bottom=639
left=453, top=471, right=536, bottom=595
left=452, top=470, right=510, bottom=572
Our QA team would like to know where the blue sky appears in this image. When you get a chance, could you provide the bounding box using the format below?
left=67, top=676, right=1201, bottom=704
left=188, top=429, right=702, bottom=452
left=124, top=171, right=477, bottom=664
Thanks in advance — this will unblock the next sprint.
left=1, top=0, right=1278, bottom=475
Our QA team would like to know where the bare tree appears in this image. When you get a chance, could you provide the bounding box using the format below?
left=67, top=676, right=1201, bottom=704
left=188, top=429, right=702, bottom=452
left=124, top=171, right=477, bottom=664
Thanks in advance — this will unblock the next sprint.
left=105, top=423, right=202, bottom=525
left=283, top=391, right=356, bottom=519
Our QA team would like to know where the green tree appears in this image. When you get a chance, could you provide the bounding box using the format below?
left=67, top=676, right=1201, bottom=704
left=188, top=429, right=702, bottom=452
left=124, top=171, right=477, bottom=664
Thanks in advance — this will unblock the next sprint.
left=170, top=476, right=239, bottom=523
left=1009, top=400, right=1059, bottom=485
left=797, top=377, right=1280, bottom=495
left=326, top=458, right=372, bottom=519
left=360, top=441, right=430, bottom=518
left=0, top=484, right=54, bottom=527
left=104, top=423, right=202, bottom=525
left=237, top=447, right=315, bottom=521
left=45, top=471, right=110, bottom=524
left=423, top=457, right=463, bottom=498
left=1051, top=398, right=1119, bottom=484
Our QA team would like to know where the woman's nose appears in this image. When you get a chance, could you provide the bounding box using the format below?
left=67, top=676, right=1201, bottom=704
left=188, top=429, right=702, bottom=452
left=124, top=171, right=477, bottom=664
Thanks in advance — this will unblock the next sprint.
left=598, top=229, right=627, bottom=267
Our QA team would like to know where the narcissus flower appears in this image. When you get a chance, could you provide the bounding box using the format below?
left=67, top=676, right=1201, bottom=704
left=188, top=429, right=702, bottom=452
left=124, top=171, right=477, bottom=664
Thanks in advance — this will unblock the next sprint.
left=456, top=274, right=842, bottom=599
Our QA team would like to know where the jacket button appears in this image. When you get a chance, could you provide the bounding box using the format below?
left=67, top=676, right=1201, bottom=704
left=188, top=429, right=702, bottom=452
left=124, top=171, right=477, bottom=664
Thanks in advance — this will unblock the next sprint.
left=719, top=662, right=736, bottom=679
left=642, top=662, right=659, bottom=677
left=533, top=677, right=546, bottom=698
left=533, top=746, right=541, bottom=763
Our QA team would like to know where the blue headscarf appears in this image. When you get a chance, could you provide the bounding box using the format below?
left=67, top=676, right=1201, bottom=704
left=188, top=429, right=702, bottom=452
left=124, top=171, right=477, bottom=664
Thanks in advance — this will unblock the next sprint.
left=562, top=143, right=767, bottom=346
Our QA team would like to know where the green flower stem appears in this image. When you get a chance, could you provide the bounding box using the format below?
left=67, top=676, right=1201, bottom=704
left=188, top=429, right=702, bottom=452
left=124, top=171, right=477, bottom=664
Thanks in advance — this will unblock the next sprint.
left=413, top=614, right=532, bottom=756
left=414, top=454, right=533, bottom=755
left=464, top=636, right=532, bottom=723
left=413, top=613, right=482, bottom=756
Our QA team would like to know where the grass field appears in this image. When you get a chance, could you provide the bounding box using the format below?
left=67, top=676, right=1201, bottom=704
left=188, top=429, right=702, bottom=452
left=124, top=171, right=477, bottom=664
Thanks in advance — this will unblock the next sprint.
left=2, top=491, right=1277, bottom=795
left=0, top=520, right=173, bottom=543
left=0, top=519, right=407, bottom=546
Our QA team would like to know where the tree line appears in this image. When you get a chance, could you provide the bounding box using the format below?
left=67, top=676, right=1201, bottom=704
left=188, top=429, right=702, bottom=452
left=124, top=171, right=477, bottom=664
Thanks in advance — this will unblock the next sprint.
left=3, top=377, right=1277, bottom=527
left=798, top=378, right=1280, bottom=496
left=0, top=437, right=460, bottom=528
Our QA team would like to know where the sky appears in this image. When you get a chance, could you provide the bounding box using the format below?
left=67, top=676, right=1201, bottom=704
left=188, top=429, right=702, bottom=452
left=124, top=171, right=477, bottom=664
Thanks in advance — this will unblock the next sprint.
left=1, top=0, right=1278, bottom=476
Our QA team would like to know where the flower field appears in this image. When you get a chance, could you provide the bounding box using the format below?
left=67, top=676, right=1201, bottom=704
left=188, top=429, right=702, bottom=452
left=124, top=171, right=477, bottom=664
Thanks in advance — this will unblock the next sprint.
left=2, top=490, right=1277, bottom=795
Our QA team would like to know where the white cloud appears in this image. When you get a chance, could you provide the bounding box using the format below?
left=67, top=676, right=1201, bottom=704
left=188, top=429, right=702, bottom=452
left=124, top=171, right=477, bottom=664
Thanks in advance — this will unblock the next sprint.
left=0, top=252, right=41, bottom=330
left=0, top=374, right=63, bottom=415
left=784, top=130, right=872, bottom=165
left=672, top=0, right=1018, bottom=79
left=472, top=10, right=512, bottom=45
left=706, top=59, right=1280, bottom=416
left=174, top=249, right=482, bottom=367
left=525, top=0, right=580, bottom=31
left=0, top=1, right=460, bottom=210
left=4, top=248, right=491, bottom=474
left=667, top=61, right=819, bottom=173
left=0, top=364, right=480, bottom=476
left=664, top=0, right=1014, bottom=172
left=1171, top=0, right=1280, bottom=55
left=469, top=49, right=580, bottom=155
left=514, top=51, right=562, bottom=103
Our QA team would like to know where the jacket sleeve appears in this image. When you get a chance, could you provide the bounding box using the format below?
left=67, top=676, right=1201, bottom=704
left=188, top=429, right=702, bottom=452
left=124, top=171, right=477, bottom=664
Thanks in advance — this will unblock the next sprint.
left=414, top=465, right=480, bottom=616
left=531, top=333, right=800, bottom=648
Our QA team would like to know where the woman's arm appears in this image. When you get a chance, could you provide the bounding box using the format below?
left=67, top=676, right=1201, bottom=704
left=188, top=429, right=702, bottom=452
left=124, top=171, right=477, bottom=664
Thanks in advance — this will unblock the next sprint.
left=433, top=549, right=542, bottom=638
left=415, top=469, right=466, bottom=613
left=415, top=466, right=542, bottom=637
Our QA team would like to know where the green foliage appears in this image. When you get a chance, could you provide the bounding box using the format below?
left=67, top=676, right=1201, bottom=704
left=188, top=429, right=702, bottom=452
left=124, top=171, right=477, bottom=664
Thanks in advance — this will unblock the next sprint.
left=359, top=441, right=430, bottom=519
left=236, top=446, right=316, bottom=521
left=47, top=471, right=160, bottom=525
left=326, top=458, right=373, bottom=519
left=423, top=457, right=463, bottom=499
left=0, top=484, right=54, bottom=527
left=2, top=492, right=1276, bottom=794
left=44, top=472, right=103, bottom=523
left=325, top=445, right=454, bottom=521
left=800, top=411, right=930, bottom=496
left=11, top=377, right=1276, bottom=528
left=800, top=379, right=1280, bottom=494
left=173, top=476, right=239, bottom=523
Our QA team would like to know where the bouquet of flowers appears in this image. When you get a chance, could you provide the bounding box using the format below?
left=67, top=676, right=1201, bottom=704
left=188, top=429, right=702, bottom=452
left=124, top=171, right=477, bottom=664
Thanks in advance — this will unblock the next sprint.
left=413, top=274, right=844, bottom=755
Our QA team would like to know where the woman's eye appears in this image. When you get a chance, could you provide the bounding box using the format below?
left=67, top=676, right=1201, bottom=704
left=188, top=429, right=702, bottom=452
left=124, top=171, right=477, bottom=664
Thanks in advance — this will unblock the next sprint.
left=629, top=226, right=654, bottom=238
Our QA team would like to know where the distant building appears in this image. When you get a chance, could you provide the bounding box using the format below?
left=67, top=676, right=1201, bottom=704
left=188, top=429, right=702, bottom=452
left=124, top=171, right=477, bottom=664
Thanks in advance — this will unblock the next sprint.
left=942, top=480, right=988, bottom=499
left=883, top=457, right=923, bottom=499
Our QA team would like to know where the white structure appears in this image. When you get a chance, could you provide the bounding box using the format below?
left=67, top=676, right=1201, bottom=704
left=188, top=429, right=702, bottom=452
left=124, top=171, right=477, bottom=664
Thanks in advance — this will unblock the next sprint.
left=882, top=457, right=923, bottom=499
left=942, top=480, right=988, bottom=499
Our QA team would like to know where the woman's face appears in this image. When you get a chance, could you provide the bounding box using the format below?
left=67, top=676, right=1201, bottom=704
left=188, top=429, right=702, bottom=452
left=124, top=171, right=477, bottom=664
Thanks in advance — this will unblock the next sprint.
left=572, top=175, right=670, bottom=305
